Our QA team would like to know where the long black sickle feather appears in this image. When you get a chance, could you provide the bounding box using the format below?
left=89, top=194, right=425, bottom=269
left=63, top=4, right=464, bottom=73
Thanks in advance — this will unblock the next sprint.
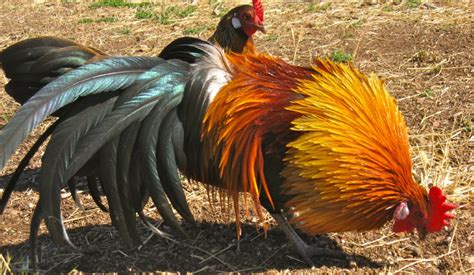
left=137, top=94, right=187, bottom=237
left=86, top=175, right=108, bottom=212
left=0, top=120, right=58, bottom=214
left=100, top=137, right=141, bottom=248
left=40, top=66, right=188, bottom=245
left=157, top=110, right=194, bottom=223
left=36, top=95, right=118, bottom=246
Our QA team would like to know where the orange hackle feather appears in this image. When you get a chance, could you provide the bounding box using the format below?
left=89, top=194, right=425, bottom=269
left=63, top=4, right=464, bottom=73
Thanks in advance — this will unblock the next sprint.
left=282, top=60, right=428, bottom=234
left=202, top=53, right=429, bottom=236
left=201, top=53, right=311, bottom=228
left=242, top=39, right=257, bottom=54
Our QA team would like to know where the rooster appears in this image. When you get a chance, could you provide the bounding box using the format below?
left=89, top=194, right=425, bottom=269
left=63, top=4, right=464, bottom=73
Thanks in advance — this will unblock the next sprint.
left=0, top=0, right=265, bottom=222
left=0, top=10, right=456, bottom=267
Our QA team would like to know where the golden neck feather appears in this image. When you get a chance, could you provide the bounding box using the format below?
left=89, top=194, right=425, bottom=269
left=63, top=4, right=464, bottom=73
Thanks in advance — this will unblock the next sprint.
left=282, top=60, right=427, bottom=234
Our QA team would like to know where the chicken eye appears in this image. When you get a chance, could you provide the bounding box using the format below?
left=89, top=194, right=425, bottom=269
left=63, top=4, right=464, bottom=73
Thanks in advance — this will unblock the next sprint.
left=242, top=13, right=251, bottom=21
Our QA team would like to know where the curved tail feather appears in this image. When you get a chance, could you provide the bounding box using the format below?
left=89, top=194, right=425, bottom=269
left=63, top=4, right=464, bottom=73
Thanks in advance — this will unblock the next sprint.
left=0, top=57, right=163, bottom=172
left=1, top=37, right=106, bottom=104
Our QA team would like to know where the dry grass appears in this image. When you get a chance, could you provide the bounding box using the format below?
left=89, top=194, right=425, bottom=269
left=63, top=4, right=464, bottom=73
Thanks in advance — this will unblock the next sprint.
left=0, top=0, right=473, bottom=273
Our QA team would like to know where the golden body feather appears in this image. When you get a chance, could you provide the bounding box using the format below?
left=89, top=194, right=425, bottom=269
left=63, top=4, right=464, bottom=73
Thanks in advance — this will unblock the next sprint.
left=201, top=53, right=428, bottom=235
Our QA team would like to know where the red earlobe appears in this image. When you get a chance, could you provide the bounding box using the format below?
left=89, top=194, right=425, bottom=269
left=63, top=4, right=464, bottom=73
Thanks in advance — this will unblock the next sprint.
left=427, top=186, right=457, bottom=232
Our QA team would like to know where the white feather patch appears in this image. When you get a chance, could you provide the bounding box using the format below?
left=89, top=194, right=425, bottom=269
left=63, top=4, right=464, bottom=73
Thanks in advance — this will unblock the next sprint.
left=232, top=17, right=242, bottom=29
left=190, top=45, right=233, bottom=102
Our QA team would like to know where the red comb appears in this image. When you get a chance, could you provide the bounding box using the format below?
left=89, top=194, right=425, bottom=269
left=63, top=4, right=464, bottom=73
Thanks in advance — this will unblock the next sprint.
left=427, top=186, right=457, bottom=232
left=252, top=0, right=264, bottom=22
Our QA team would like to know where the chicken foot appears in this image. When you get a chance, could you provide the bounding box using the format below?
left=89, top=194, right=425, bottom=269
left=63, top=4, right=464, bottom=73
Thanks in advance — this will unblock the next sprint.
left=272, top=213, right=348, bottom=265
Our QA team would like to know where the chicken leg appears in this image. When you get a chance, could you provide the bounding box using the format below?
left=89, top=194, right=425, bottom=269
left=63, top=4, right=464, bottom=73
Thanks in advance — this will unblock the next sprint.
left=272, top=213, right=348, bottom=265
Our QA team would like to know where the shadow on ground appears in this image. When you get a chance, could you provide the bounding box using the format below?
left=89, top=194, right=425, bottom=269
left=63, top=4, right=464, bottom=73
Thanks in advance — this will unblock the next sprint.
left=1, top=220, right=383, bottom=273
left=0, top=169, right=384, bottom=272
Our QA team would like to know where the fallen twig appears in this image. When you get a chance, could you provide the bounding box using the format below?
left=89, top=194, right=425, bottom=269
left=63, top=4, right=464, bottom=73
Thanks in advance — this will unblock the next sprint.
left=394, top=250, right=457, bottom=273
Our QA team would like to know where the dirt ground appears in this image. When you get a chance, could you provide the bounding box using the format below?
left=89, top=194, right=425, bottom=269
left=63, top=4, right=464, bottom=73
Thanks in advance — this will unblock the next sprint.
left=0, top=0, right=472, bottom=273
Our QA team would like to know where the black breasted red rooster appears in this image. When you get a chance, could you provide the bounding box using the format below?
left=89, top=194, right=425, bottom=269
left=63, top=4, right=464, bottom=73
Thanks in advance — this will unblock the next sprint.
left=0, top=0, right=456, bottom=265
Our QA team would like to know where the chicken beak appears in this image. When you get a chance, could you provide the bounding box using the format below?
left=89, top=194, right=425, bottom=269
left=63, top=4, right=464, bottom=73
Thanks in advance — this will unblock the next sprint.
left=418, top=227, right=428, bottom=240
left=257, top=23, right=266, bottom=34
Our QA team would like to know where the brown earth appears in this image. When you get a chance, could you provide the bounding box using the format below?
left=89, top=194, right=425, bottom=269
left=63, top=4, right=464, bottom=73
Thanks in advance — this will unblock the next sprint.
left=0, top=0, right=472, bottom=273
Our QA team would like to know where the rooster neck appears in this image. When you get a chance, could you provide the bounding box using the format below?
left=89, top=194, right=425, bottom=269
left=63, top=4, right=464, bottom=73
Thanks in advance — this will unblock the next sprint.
left=208, top=16, right=250, bottom=54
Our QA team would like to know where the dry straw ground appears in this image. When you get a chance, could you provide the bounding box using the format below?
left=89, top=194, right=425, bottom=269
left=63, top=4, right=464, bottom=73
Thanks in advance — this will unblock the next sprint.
left=0, top=0, right=472, bottom=273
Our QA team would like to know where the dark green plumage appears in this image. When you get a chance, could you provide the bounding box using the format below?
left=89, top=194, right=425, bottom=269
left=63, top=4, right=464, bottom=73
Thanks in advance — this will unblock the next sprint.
left=0, top=57, right=163, bottom=170
left=37, top=94, right=118, bottom=246
left=157, top=109, right=193, bottom=221
left=0, top=3, right=265, bottom=257
left=86, top=175, right=108, bottom=212
left=0, top=37, right=105, bottom=104
left=38, top=60, right=188, bottom=246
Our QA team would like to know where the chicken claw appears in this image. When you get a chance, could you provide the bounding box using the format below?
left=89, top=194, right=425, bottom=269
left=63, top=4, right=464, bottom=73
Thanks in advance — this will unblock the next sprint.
left=272, top=213, right=348, bottom=265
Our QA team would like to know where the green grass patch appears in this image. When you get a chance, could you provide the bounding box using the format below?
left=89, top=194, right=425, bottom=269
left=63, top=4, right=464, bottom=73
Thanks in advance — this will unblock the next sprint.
left=118, top=28, right=131, bottom=35
left=89, top=0, right=152, bottom=9
left=96, top=16, right=118, bottom=23
left=136, top=8, right=157, bottom=20
left=157, top=7, right=173, bottom=24
left=382, top=4, right=394, bottom=12
left=79, top=18, right=94, bottom=24
left=183, top=25, right=209, bottom=35
left=79, top=16, right=117, bottom=24
left=171, top=5, right=197, bottom=18
left=462, top=119, right=472, bottom=133
left=329, top=50, right=352, bottom=63
left=136, top=5, right=197, bottom=24
left=419, top=88, right=434, bottom=98
left=306, top=2, right=332, bottom=12
left=405, top=0, right=421, bottom=8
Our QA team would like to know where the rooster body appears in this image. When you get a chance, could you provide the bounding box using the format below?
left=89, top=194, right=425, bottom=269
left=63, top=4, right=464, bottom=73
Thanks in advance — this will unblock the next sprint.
left=179, top=51, right=455, bottom=237
left=0, top=1, right=456, bottom=265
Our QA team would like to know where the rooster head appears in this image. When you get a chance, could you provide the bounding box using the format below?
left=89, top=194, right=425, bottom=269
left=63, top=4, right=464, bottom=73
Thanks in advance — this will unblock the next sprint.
left=230, top=0, right=266, bottom=35
left=393, top=186, right=457, bottom=238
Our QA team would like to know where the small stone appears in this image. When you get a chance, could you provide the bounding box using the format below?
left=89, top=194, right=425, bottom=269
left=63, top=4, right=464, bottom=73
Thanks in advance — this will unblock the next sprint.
left=386, top=256, right=395, bottom=265
left=349, top=260, right=357, bottom=268
left=468, top=256, right=474, bottom=268
left=406, top=245, right=422, bottom=257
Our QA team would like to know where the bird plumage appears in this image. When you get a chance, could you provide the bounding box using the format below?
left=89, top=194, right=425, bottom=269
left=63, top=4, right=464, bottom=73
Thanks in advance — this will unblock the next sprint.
left=281, top=60, right=425, bottom=234
left=0, top=0, right=456, bottom=265
left=188, top=52, right=456, bottom=237
left=0, top=1, right=266, bottom=218
left=0, top=37, right=106, bottom=105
